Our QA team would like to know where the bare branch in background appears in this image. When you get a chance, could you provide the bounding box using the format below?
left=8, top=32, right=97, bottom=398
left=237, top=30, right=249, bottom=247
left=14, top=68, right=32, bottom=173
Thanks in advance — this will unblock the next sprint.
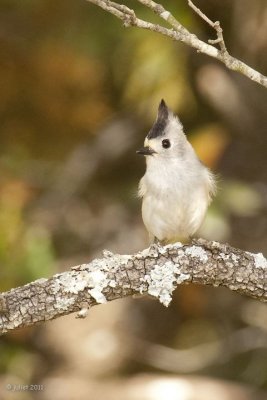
left=85, top=0, right=267, bottom=88
left=1, top=239, right=266, bottom=335
left=188, top=0, right=227, bottom=52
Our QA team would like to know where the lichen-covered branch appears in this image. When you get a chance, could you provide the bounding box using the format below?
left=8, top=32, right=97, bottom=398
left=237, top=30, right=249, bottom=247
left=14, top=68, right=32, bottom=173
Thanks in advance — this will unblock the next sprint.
left=0, top=239, right=266, bottom=335
left=85, top=0, right=267, bottom=88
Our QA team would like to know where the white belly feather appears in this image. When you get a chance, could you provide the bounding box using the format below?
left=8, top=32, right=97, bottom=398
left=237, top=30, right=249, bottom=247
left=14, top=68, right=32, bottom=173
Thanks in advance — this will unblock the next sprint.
left=139, top=160, right=214, bottom=242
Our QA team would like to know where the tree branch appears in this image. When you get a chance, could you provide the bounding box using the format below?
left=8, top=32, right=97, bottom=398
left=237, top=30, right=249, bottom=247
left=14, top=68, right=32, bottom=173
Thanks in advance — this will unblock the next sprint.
left=85, top=0, right=267, bottom=88
left=0, top=239, right=266, bottom=335
left=188, top=0, right=227, bottom=52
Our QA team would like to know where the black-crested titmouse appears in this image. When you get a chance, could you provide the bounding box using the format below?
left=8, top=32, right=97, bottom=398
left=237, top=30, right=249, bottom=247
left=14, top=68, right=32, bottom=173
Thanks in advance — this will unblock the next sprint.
left=137, top=99, right=216, bottom=244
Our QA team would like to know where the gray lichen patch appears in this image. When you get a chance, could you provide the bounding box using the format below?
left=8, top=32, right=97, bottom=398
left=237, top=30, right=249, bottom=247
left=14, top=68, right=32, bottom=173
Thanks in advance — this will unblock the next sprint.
left=55, top=297, right=75, bottom=310
left=55, top=254, right=131, bottom=305
left=248, top=252, right=267, bottom=269
left=185, top=245, right=209, bottom=262
left=56, top=268, right=109, bottom=303
left=58, top=271, right=89, bottom=294
left=142, top=260, right=190, bottom=307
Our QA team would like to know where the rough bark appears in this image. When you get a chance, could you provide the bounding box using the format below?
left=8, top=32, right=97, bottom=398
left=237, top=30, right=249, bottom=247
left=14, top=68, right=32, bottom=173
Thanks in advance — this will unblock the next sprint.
left=0, top=239, right=266, bottom=335
left=85, top=0, right=267, bottom=88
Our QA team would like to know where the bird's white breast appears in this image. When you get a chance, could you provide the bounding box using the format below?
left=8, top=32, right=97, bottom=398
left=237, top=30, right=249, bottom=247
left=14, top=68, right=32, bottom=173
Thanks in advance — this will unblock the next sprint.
left=139, top=157, right=212, bottom=242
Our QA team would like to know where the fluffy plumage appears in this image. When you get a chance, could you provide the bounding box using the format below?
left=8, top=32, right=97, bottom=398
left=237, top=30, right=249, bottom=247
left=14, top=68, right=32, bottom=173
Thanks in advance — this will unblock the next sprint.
left=137, top=100, right=216, bottom=244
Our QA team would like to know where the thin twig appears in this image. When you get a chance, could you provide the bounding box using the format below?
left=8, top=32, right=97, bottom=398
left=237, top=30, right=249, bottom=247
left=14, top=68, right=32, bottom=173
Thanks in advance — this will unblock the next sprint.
left=86, top=0, right=198, bottom=48
left=188, top=0, right=214, bottom=27
left=86, top=0, right=267, bottom=88
left=188, top=0, right=228, bottom=53
left=136, top=0, right=190, bottom=36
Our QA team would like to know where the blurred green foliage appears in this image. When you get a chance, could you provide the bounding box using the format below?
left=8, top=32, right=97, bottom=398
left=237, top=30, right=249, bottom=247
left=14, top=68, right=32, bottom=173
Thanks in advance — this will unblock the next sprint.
left=0, top=179, right=55, bottom=290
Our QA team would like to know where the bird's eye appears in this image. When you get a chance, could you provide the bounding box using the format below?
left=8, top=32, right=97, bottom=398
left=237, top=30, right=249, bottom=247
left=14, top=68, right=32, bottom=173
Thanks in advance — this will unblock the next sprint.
left=162, top=139, right=171, bottom=149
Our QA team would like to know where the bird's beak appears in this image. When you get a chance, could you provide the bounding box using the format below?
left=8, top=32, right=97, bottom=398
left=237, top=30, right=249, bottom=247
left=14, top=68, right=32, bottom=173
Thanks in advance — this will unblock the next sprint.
left=136, top=146, right=156, bottom=156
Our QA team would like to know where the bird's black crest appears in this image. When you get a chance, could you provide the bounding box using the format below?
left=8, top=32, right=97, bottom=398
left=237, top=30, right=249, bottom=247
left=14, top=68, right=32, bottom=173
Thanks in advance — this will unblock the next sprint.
left=147, top=99, right=169, bottom=139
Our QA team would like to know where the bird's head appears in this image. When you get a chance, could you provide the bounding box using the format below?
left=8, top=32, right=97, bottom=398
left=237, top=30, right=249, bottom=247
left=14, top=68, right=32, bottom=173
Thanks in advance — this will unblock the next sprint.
left=137, top=99, right=187, bottom=160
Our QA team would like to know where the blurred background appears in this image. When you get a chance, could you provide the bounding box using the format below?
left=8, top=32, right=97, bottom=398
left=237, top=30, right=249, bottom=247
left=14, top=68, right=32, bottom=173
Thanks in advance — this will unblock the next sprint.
left=0, top=0, right=267, bottom=399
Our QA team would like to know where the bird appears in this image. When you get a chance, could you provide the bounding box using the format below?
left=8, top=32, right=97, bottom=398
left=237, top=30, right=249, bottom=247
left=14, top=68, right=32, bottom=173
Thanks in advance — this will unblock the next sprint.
left=137, top=99, right=216, bottom=245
